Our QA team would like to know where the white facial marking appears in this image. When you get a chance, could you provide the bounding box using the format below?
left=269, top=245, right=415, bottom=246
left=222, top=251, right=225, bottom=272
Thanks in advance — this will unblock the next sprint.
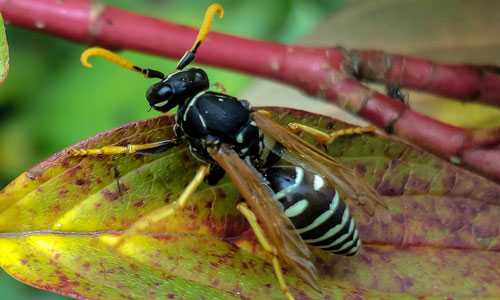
left=154, top=99, right=169, bottom=107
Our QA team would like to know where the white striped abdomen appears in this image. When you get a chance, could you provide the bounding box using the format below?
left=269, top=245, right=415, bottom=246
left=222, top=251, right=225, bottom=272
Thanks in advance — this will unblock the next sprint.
left=263, top=166, right=361, bottom=256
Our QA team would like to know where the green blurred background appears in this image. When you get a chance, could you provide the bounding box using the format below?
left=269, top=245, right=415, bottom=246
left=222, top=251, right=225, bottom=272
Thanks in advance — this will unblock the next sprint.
left=0, top=0, right=343, bottom=298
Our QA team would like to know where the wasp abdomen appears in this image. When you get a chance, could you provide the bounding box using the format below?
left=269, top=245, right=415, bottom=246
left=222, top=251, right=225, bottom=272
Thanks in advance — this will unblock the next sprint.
left=264, top=166, right=361, bottom=256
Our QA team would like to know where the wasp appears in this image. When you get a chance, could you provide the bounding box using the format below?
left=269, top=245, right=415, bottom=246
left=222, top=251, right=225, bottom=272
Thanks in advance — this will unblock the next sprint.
left=71, top=4, right=385, bottom=299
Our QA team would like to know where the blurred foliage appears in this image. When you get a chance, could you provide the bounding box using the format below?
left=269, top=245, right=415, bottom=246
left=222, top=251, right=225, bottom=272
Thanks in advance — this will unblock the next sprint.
left=0, top=0, right=343, bottom=299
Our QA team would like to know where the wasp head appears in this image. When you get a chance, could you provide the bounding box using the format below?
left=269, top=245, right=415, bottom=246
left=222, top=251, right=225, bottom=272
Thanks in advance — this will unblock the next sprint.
left=146, top=68, right=209, bottom=112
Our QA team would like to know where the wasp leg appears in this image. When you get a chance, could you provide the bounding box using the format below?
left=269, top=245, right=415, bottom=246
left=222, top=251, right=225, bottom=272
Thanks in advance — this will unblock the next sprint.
left=237, top=203, right=295, bottom=300
left=68, top=139, right=179, bottom=156
left=214, top=81, right=227, bottom=93
left=114, top=165, right=209, bottom=246
left=288, top=123, right=376, bottom=145
left=255, top=109, right=272, bottom=118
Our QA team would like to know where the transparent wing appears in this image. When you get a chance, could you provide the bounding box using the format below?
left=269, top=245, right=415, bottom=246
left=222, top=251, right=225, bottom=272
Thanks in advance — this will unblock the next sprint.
left=208, top=144, right=319, bottom=290
left=253, top=111, right=386, bottom=216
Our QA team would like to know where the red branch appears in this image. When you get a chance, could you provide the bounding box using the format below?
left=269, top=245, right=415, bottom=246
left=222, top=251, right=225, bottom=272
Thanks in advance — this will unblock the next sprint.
left=347, top=49, right=500, bottom=106
left=1, top=0, right=500, bottom=182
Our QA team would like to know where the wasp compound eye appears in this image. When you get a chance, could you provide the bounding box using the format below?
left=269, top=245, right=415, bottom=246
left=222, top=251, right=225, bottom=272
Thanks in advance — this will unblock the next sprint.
left=146, top=82, right=175, bottom=112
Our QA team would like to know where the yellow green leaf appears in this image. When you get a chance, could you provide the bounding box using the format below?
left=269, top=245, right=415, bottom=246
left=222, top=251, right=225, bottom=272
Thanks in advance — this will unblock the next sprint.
left=0, top=108, right=499, bottom=299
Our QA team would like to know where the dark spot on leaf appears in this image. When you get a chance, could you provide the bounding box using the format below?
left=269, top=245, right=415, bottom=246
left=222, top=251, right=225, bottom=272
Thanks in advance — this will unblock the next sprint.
left=82, top=262, right=91, bottom=271
left=472, top=224, right=497, bottom=239
left=325, top=121, right=334, bottom=130
left=391, top=214, right=405, bottom=224
left=52, top=204, right=62, bottom=213
left=345, top=292, right=364, bottom=300
left=377, top=175, right=406, bottom=196
left=133, top=200, right=145, bottom=208
left=164, top=192, right=173, bottom=203
left=406, top=175, right=431, bottom=193
left=215, top=187, right=227, bottom=199
left=359, top=252, right=373, bottom=265
left=58, top=189, right=69, bottom=197
left=75, top=178, right=89, bottom=186
left=355, top=164, right=367, bottom=176
left=397, top=276, right=414, bottom=291
left=101, top=188, right=120, bottom=201
left=181, top=152, right=191, bottom=162
left=66, top=165, right=82, bottom=177
left=479, top=188, right=500, bottom=204
left=293, top=290, right=311, bottom=300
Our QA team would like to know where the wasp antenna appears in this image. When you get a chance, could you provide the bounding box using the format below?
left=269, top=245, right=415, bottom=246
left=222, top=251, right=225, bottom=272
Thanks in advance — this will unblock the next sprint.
left=80, top=47, right=165, bottom=79
left=176, top=3, right=224, bottom=70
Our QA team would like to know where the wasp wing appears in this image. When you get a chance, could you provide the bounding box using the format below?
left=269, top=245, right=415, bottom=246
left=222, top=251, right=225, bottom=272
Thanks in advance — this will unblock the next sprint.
left=208, top=144, right=319, bottom=290
left=253, top=111, right=386, bottom=216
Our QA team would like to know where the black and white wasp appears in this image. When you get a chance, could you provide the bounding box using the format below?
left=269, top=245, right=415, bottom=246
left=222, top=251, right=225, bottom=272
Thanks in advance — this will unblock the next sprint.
left=73, top=3, right=384, bottom=299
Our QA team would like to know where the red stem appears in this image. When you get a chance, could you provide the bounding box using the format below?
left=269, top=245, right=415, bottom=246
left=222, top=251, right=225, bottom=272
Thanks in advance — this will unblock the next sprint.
left=347, top=50, right=500, bottom=106
left=2, top=0, right=500, bottom=182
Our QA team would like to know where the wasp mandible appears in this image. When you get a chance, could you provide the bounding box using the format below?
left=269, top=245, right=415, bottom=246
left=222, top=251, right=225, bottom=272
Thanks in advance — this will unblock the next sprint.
left=72, top=3, right=385, bottom=299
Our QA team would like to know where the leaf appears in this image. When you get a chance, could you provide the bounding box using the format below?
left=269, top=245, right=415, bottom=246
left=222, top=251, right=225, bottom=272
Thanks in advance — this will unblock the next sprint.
left=0, top=108, right=499, bottom=299
left=0, top=14, right=9, bottom=84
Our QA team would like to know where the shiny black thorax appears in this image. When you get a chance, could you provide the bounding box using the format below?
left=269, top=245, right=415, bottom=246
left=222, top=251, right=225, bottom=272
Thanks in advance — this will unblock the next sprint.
left=146, top=68, right=262, bottom=184
left=176, top=91, right=262, bottom=165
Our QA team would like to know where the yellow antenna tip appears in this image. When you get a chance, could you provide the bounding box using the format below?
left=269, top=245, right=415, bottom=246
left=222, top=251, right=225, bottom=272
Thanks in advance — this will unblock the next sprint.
left=208, top=3, right=224, bottom=18
left=79, top=47, right=139, bottom=74
left=80, top=47, right=103, bottom=68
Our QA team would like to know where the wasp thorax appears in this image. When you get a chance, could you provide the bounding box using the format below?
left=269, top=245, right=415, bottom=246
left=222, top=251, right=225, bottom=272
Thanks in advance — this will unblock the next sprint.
left=146, top=68, right=209, bottom=112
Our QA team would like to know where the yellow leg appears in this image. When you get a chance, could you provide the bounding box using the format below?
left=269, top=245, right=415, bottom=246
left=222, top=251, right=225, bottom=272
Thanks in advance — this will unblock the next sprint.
left=68, top=140, right=177, bottom=156
left=110, top=165, right=209, bottom=249
left=237, top=203, right=295, bottom=300
left=256, top=109, right=272, bottom=118
left=214, top=81, right=227, bottom=93
left=288, top=123, right=376, bottom=145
